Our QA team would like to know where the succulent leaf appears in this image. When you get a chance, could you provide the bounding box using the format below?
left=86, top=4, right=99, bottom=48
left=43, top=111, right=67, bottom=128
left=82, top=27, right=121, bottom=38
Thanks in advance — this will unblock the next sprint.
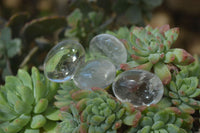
left=0, top=67, right=59, bottom=132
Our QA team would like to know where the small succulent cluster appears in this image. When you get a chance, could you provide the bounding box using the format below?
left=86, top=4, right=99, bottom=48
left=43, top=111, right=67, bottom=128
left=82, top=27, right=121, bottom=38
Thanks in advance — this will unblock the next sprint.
left=0, top=27, right=21, bottom=79
left=0, top=67, right=60, bottom=133
left=163, top=69, right=200, bottom=114
left=107, top=25, right=195, bottom=85
left=127, top=105, right=193, bottom=133
left=55, top=81, right=141, bottom=133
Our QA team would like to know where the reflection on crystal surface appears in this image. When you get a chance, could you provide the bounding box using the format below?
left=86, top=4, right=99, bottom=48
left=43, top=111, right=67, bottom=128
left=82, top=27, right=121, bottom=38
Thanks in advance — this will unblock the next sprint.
left=112, top=70, right=164, bottom=107
left=89, top=34, right=127, bottom=69
left=44, top=40, right=85, bottom=82
left=73, top=59, right=116, bottom=90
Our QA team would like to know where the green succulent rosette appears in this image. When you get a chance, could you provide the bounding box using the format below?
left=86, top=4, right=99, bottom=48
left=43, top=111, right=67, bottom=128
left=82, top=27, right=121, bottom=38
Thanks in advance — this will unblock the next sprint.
left=0, top=67, right=60, bottom=133
left=55, top=81, right=142, bottom=133
left=127, top=105, right=193, bottom=133
left=162, top=69, right=200, bottom=114
left=107, top=25, right=194, bottom=85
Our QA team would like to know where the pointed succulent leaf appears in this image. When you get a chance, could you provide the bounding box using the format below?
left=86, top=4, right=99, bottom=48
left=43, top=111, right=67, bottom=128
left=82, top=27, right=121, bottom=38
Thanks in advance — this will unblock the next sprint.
left=153, top=110, right=169, bottom=123
left=5, top=76, right=22, bottom=91
left=90, top=115, right=105, bottom=125
left=33, top=98, right=48, bottom=114
left=166, top=124, right=180, bottom=133
left=16, top=86, right=34, bottom=104
left=140, top=116, right=153, bottom=127
left=178, top=103, right=195, bottom=114
left=154, top=62, right=171, bottom=84
left=11, top=114, right=31, bottom=129
left=169, top=49, right=195, bottom=65
left=14, top=99, right=32, bottom=114
left=189, top=89, right=200, bottom=98
left=17, top=69, right=33, bottom=90
left=44, top=107, right=60, bottom=121
left=152, top=121, right=165, bottom=130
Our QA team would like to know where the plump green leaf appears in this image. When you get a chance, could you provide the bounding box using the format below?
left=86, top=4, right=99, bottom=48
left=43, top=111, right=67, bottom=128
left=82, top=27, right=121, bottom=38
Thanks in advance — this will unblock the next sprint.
left=44, top=107, right=60, bottom=121
left=16, top=86, right=34, bottom=105
left=153, top=110, right=169, bottom=123
left=11, top=114, right=31, bottom=128
left=34, top=98, right=48, bottom=114
left=30, top=115, right=46, bottom=129
left=140, top=116, right=153, bottom=127
left=154, top=62, right=171, bottom=85
left=90, top=115, right=105, bottom=125
left=152, top=121, right=165, bottom=130
left=14, top=99, right=32, bottom=114
left=17, top=69, right=33, bottom=90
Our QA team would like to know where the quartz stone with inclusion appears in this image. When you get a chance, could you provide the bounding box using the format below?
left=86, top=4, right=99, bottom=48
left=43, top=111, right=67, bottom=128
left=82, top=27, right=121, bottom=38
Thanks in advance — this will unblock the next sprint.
left=112, top=70, right=164, bottom=107
left=73, top=59, right=116, bottom=90
left=89, top=34, right=127, bottom=69
left=44, top=40, right=85, bottom=82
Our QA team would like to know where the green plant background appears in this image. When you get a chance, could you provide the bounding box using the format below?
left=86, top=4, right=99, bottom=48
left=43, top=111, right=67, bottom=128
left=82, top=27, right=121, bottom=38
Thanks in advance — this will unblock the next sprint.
left=1, top=0, right=200, bottom=132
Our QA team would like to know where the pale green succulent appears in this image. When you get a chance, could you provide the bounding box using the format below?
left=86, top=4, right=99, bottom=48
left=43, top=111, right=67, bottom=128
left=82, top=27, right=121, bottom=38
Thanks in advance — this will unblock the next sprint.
left=0, top=67, right=60, bottom=133
left=127, top=105, right=193, bottom=133
left=107, top=25, right=194, bottom=85
left=163, top=69, right=200, bottom=114
left=55, top=81, right=142, bottom=133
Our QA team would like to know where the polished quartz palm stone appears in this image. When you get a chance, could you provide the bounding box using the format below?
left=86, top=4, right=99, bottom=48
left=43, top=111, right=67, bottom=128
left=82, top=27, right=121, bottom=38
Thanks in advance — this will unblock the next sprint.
left=73, top=59, right=116, bottom=90
left=44, top=40, right=85, bottom=82
left=89, top=34, right=127, bottom=69
left=112, top=70, right=164, bottom=107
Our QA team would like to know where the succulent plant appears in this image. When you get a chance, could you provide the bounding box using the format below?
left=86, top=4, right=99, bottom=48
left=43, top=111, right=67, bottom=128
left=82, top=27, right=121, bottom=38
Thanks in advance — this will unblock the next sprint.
left=0, top=67, right=60, bottom=133
left=178, top=55, right=200, bottom=79
left=127, top=105, right=193, bottom=133
left=162, top=69, right=200, bottom=114
left=107, top=25, right=195, bottom=85
left=55, top=81, right=142, bottom=133
left=0, top=27, right=22, bottom=79
left=64, top=8, right=105, bottom=47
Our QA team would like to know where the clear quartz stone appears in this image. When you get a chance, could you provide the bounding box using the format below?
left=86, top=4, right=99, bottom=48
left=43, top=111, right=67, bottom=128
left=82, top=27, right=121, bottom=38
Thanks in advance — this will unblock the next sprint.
left=73, top=59, right=116, bottom=90
left=44, top=40, right=85, bottom=82
left=89, top=34, right=127, bottom=69
left=112, top=70, right=164, bottom=107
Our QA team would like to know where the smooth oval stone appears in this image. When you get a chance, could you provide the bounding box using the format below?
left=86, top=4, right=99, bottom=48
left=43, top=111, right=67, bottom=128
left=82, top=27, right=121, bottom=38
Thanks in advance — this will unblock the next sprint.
left=73, top=59, right=116, bottom=90
left=112, top=70, right=164, bottom=107
left=44, top=40, right=85, bottom=82
left=89, top=34, right=127, bottom=69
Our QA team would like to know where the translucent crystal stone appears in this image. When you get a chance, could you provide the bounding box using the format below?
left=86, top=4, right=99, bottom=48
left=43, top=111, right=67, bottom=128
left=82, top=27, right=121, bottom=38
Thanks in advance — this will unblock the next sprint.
left=89, top=34, right=127, bottom=69
left=73, top=59, right=116, bottom=90
left=112, top=70, right=164, bottom=107
left=44, top=40, right=85, bottom=82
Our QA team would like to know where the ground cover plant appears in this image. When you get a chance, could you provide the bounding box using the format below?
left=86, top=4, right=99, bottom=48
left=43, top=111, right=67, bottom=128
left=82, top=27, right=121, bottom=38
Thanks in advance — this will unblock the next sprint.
left=1, top=0, right=200, bottom=132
